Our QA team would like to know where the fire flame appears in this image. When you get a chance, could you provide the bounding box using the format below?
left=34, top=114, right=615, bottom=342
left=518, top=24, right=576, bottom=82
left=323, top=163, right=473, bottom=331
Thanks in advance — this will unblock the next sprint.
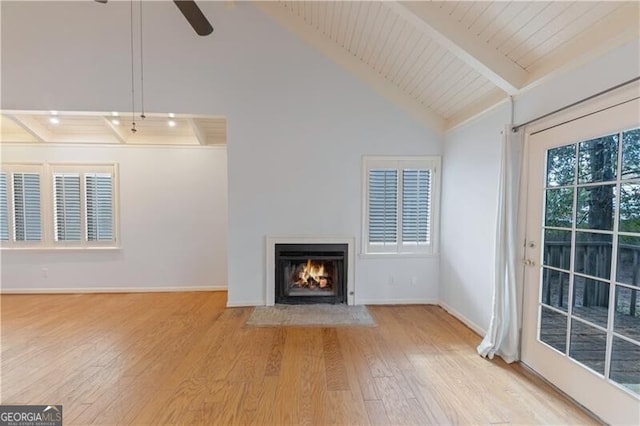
left=299, top=259, right=324, bottom=283
left=295, top=259, right=330, bottom=288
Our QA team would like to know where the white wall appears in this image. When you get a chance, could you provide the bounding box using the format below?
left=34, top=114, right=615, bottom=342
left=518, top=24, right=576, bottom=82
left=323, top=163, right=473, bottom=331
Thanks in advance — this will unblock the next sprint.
left=1, top=144, right=228, bottom=292
left=513, top=41, right=640, bottom=125
left=440, top=104, right=509, bottom=332
left=440, top=40, right=640, bottom=332
left=0, top=2, right=442, bottom=303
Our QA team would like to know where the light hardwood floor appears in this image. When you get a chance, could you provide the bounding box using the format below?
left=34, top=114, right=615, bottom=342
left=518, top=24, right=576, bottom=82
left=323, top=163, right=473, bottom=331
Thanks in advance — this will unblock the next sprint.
left=1, top=292, right=598, bottom=425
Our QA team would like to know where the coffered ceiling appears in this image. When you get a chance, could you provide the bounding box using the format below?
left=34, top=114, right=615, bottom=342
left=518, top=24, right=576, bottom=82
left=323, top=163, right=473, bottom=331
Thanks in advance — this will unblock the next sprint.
left=257, top=1, right=640, bottom=130
left=1, top=112, right=226, bottom=146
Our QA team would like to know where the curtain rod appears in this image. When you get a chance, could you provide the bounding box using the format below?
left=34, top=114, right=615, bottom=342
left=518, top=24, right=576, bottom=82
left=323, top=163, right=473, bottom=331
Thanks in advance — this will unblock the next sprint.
left=512, top=76, right=640, bottom=132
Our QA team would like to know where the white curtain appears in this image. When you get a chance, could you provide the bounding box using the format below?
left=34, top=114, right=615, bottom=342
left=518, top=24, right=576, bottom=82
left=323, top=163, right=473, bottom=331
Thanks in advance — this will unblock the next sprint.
left=477, top=126, right=524, bottom=363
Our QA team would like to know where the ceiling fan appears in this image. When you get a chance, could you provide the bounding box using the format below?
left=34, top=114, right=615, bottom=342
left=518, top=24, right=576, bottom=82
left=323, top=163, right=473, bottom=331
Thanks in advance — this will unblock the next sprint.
left=95, top=0, right=213, bottom=36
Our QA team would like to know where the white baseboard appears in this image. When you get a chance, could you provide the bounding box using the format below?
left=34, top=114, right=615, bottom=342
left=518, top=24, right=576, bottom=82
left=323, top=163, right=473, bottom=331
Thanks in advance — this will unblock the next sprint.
left=226, top=300, right=264, bottom=307
left=359, top=298, right=439, bottom=305
left=226, top=299, right=440, bottom=307
left=438, top=300, right=486, bottom=336
left=0, top=286, right=227, bottom=294
left=228, top=299, right=439, bottom=307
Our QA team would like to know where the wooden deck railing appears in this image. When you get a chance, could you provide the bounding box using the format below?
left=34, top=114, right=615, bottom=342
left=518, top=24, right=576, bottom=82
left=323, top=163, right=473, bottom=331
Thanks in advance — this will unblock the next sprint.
left=543, top=241, right=639, bottom=316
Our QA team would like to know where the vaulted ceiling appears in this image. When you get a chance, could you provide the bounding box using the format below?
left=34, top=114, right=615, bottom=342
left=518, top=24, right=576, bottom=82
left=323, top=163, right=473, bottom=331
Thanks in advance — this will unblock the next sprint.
left=1, top=1, right=638, bottom=138
left=257, top=1, right=640, bottom=130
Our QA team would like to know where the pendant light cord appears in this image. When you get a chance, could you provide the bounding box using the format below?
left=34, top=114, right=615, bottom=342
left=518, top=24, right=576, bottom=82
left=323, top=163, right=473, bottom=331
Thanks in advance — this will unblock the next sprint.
left=130, top=0, right=136, bottom=132
left=139, top=0, right=145, bottom=120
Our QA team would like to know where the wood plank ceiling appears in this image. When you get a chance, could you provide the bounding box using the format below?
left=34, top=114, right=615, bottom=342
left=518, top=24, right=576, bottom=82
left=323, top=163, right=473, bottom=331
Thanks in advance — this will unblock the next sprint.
left=258, top=1, right=639, bottom=131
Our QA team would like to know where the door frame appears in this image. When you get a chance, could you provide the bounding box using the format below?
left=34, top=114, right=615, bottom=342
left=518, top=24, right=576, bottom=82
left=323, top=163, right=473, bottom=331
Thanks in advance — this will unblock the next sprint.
left=518, top=83, right=640, bottom=425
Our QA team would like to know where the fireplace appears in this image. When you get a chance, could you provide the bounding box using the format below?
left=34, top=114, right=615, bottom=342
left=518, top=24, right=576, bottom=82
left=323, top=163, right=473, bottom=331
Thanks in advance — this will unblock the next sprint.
left=275, top=243, right=347, bottom=304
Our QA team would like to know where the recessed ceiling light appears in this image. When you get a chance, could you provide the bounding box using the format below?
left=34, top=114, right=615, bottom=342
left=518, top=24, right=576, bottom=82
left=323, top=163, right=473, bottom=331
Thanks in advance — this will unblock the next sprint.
left=168, top=120, right=176, bottom=127
left=168, top=113, right=175, bottom=118
left=111, top=119, right=120, bottom=125
left=111, top=112, right=119, bottom=117
left=49, top=117, right=60, bottom=125
left=50, top=110, right=58, bottom=116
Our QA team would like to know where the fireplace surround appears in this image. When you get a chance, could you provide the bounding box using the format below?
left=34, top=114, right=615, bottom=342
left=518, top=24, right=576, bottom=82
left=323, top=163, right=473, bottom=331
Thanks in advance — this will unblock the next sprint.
left=265, top=236, right=356, bottom=306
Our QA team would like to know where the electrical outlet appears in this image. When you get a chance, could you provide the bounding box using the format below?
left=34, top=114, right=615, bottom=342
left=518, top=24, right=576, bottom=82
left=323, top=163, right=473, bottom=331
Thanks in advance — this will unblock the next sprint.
left=41, top=267, right=48, bottom=278
left=411, top=276, right=417, bottom=286
left=388, top=276, right=395, bottom=286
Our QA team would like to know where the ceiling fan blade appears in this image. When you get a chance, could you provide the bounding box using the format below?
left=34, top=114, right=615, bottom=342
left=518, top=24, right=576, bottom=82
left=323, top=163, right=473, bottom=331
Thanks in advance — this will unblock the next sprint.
left=173, top=0, right=213, bottom=36
left=94, top=0, right=108, bottom=3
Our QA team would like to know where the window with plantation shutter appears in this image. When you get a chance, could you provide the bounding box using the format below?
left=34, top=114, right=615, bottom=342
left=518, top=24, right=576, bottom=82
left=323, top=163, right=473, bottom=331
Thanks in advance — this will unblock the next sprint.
left=368, top=169, right=398, bottom=245
left=363, top=157, right=440, bottom=255
left=1, top=163, right=117, bottom=249
left=402, top=169, right=431, bottom=245
left=0, top=173, right=8, bottom=241
left=13, top=172, right=42, bottom=241
left=54, top=173, right=82, bottom=241
left=49, top=165, right=116, bottom=246
left=85, top=173, right=113, bottom=241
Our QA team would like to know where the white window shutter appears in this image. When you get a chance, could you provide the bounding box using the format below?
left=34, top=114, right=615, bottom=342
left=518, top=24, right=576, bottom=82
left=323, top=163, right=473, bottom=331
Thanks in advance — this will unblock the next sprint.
left=0, top=173, right=8, bottom=241
left=368, top=169, right=398, bottom=244
left=53, top=173, right=82, bottom=241
left=363, top=156, right=439, bottom=255
left=85, top=173, right=113, bottom=241
left=13, top=173, right=42, bottom=241
left=402, top=169, right=431, bottom=244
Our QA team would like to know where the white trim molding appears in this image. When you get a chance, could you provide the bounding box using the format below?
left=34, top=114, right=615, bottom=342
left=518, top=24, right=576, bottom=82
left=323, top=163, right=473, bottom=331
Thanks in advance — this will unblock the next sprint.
left=361, top=298, right=439, bottom=305
left=438, top=300, right=486, bottom=337
left=265, top=235, right=356, bottom=306
left=0, top=286, right=227, bottom=294
left=226, top=300, right=265, bottom=308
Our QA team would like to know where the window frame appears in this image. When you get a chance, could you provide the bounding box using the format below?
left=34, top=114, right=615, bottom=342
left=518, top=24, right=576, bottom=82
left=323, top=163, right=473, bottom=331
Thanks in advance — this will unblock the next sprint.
left=84, top=171, right=117, bottom=244
left=52, top=170, right=83, bottom=244
left=0, top=162, right=119, bottom=250
left=1, top=163, right=45, bottom=247
left=362, top=156, right=440, bottom=257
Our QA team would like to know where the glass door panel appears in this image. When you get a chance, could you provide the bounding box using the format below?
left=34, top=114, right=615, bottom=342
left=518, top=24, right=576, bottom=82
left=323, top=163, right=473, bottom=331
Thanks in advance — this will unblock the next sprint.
left=523, top=98, right=640, bottom=424
left=539, top=129, right=640, bottom=387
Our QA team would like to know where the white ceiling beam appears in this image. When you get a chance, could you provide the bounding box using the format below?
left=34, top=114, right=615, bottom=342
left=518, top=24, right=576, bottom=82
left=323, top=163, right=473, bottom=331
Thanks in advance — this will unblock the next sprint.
left=3, top=114, right=53, bottom=142
left=391, top=2, right=529, bottom=95
left=102, top=117, right=128, bottom=143
left=254, top=1, right=445, bottom=134
left=187, top=118, right=208, bottom=145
